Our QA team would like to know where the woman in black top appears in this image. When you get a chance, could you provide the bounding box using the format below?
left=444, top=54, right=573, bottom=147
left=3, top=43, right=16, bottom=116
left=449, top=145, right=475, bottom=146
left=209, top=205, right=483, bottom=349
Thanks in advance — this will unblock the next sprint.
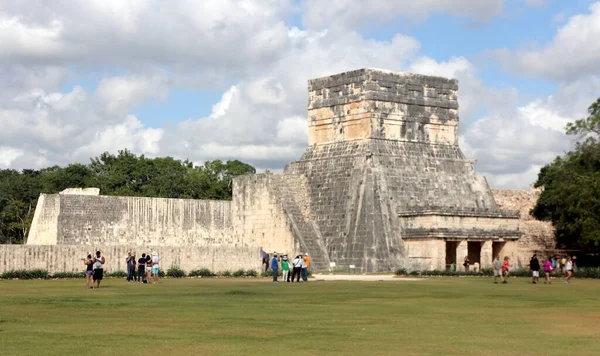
left=84, top=254, right=93, bottom=289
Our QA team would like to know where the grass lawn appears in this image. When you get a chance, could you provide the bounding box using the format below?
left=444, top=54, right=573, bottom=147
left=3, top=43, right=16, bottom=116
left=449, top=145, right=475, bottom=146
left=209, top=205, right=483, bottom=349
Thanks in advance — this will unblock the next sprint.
left=1, top=277, right=599, bottom=356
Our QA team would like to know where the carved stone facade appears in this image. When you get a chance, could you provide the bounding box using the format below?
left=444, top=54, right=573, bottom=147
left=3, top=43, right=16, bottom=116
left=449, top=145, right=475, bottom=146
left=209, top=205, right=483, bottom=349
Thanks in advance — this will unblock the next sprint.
left=8, top=69, right=555, bottom=274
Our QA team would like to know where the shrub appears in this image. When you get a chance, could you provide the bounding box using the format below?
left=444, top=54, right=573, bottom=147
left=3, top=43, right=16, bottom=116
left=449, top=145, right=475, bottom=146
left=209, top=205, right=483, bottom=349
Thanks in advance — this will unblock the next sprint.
left=261, top=269, right=283, bottom=277
left=167, top=266, right=186, bottom=278
left=158, top=269, right=165, bottom=278
left=395, top=268, right=408, bottom=275
left=245, top=269, right=258, bottom=277
left=189, top=268, right=215, bottom=277
left=574, top=266, right=600, bottom=278
left=232, top=269, right=246, bottom=277
left=221, top=270, right=232, bottom=277
left=52, top=272, right=85, bottom=279
left=1, top=269, right=49, bottom=280
left=107, top=270, right=127, bottom=278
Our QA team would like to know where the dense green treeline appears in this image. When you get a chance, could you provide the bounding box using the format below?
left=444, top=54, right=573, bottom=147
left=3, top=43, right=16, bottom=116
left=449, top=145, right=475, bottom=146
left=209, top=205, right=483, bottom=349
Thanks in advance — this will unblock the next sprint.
left=0, top=149, right=255, bottom=244
left=532, top=98, right=600, bottom=254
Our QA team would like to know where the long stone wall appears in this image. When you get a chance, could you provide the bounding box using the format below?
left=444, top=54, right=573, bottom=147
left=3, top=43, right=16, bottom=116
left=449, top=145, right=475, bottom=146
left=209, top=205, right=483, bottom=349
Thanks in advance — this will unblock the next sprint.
left=28, top=194, right=240, bottom=247
left=0, top=245, right=261, bottom=274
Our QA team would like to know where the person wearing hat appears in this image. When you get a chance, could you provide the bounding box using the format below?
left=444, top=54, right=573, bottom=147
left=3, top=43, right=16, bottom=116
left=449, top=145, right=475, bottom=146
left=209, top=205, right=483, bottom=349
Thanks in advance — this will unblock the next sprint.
left=271, top=254, right=279, bottom=283
left=151, top=251, right=160, bottom=283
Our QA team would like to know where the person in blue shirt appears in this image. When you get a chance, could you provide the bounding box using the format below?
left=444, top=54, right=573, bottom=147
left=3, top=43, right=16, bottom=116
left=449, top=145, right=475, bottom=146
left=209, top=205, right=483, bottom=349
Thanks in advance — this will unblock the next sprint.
left=271, top=254, right=279, bottom=283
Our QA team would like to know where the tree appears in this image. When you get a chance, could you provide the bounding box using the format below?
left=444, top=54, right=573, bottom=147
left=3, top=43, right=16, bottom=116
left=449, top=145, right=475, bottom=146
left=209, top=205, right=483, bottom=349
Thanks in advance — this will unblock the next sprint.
left=532, top=98, right=600, bottom=252
left=0, top=151, right=257, bottom=244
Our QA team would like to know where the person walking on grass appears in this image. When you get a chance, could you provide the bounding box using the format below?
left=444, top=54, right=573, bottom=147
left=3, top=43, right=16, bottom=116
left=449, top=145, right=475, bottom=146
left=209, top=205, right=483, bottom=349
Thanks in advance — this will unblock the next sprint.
left=492, top=255, right=503, bottom=283
left=281, top=255, right=291, bottom=283
left=83, top=254, right=94, bottom=289
left=543, top=256, right=553, bottom=284
left=530, top=254, right=540, bottom=284
left=137, top=253, right=146, bottom=283
left=502, top=256, right=510, bottom=284
left=271, top=254, right=279, bottom=283
left=92, top=251, right=105, bottom=289
left=126, top=252, right=136, bottom=282
left=565, top=256, right=575, bottom=284
left=151, top=251, right=160, bottom=283
left=292, top=255, right=302, bottom=282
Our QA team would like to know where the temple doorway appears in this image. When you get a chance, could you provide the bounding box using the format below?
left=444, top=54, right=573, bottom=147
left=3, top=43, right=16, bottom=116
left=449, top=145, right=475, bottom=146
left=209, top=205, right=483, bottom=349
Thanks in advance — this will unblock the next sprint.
left=493, top=241, right=507, bottom=259
left=445, top=241, right=458, bottom=270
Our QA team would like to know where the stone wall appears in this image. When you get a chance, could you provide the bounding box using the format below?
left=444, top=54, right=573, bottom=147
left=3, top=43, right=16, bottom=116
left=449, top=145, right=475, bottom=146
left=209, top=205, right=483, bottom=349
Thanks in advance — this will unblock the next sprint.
left=28, top=194, right=240, bottom=247
left=27, top=194, right=60, bottom=245
left=0, top=245, right=261, bottom=274
left=491, top=188, right=556, bottom=267
left=232, top=174, right=299, bottom=255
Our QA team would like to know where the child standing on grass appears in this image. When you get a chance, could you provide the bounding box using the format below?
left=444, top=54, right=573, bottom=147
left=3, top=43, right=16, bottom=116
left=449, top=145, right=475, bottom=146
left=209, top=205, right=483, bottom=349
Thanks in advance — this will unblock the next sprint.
left=543, top=257, right=553, bottom=284
left=502, top=256, right=510, bottom=284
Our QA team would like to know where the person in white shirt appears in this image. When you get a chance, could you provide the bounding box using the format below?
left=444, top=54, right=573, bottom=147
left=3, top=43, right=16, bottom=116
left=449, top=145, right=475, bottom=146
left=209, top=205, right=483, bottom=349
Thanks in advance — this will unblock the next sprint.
left=565, top=256, right=575, bottom=284
left=292, top=255, right=302, bottom=283
left=151, top=251, right=160, bottom=283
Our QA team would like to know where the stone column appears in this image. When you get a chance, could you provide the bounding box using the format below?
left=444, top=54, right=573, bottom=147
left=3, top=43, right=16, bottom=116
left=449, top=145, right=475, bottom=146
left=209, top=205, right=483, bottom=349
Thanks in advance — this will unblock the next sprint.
left=480, top=240, right=493, bottom=268
left=456, top=241, right=468, bottom=271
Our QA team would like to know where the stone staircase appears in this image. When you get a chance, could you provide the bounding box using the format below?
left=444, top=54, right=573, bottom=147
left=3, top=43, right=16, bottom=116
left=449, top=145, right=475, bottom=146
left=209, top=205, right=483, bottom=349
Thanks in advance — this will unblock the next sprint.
left=270, top=175, right=330, bottom=271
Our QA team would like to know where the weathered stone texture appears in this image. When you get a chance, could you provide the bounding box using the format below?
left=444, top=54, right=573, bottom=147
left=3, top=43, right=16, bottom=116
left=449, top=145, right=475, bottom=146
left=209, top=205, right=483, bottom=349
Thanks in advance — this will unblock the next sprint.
left=31, top=194, right=238, bottom=247
left=0, top=245, right=260, bottom=274
left=492, top=188, right=556, bottom=267
left=14, top=68, right=545, bottom=274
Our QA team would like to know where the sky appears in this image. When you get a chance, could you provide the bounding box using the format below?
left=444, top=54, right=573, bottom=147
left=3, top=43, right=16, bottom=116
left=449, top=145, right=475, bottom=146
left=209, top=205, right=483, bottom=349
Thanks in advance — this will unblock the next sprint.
left=1, top=0, right=600, bottom=189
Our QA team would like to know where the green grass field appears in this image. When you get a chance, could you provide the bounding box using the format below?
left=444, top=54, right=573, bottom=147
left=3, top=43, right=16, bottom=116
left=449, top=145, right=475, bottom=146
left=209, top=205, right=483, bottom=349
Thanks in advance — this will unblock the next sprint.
left=1, top=277, right=599, bottom=355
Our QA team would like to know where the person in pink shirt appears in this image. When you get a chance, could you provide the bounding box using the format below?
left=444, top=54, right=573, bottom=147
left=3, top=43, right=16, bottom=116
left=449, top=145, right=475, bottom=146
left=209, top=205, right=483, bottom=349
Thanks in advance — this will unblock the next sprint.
left=543, top=256, right=553, bottom=284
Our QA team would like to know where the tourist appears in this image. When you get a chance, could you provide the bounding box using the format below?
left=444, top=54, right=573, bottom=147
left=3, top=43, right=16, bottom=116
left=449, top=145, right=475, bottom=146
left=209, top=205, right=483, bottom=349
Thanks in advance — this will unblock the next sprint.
left=292, top=255, right=302, bottom=282
left=301, top=253, right=308, bottom=282
left=126, top=252, right=136, bottom=282
left=530, top=254, right=540, bottom=284
left=137, top=253, right=147, bottom=283
left=92, top=251, right=105, bottom=289
left=151, top=251, right=160, bottom=283
left=83, top=254, right=93, bottom=289
left=543, top=256, right=553, bottom=284
left=262, top=251, right=269, bottom=272
left=271, top=254, right=279, bottom=283
left=492, top=255, right=502, bottom=283
left=304, top=253, right=311, bottom=279
left=565, top=256, right=575, bottom=284
left=145, top=253, right=152, bottom=283
left=281, top=255, right=291, bottom=283
left=502, top=256, right=510, bottom=283
left=560, top=255, right=567, bottom=275
left=463, top=256, right=470, bottom=272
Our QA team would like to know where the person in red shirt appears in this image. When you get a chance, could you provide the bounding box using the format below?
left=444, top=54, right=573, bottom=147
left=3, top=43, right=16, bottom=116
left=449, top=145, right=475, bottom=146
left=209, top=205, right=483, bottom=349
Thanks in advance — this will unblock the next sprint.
left=502, top=256, right=510, bottom=284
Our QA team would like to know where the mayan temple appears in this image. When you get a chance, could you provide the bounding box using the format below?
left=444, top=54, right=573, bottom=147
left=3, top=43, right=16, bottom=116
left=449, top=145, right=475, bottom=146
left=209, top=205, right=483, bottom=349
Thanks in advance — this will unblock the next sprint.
left=2, top=69, right=552, bottom=275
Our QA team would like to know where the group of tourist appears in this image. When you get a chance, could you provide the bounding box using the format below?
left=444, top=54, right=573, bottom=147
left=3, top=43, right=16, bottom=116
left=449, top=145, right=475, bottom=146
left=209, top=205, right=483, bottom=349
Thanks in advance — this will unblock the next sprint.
left=82, top=251, right=105, bottom=289
left=528, top=254, right=577, bottom=284
left=126, top=251, right=160, bottom=284
left=490, top=253, right=577, bottom=284
left=82, top=250, right=161, bottom=288
left=265, top=252, right=310, bottom=283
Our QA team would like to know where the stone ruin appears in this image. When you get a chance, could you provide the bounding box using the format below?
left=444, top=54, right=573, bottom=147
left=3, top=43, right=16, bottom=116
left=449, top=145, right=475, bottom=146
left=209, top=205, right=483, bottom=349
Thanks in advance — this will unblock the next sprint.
left=0, top=69, right=556, bottom=274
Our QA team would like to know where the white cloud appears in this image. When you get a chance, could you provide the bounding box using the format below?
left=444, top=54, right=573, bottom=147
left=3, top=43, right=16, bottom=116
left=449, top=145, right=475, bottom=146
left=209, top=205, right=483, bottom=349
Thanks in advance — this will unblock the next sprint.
left=0, top=147, right=24, bottom=168
left=0, top=0, right=595, bottom=193
left=301, top=0, right=505, bottom=30
left=495, top=2, right=600, bottom=81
